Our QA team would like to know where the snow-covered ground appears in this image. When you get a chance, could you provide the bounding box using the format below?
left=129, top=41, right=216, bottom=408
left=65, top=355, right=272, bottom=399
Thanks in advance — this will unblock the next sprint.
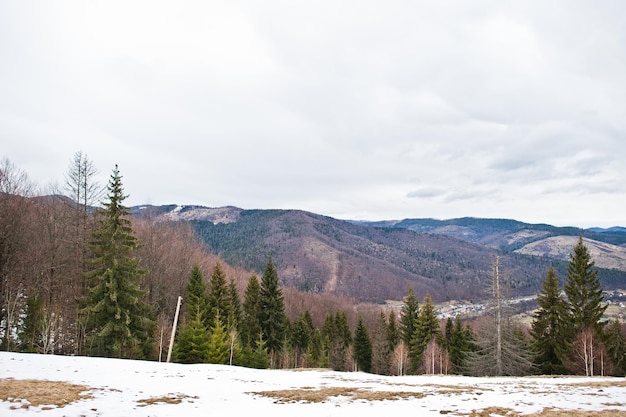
left=1, top=352, right=626, bottom=416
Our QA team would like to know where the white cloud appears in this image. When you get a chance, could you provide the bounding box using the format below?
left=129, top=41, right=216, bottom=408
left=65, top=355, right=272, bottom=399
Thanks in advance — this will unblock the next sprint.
left=1, top=0, right=624, bottom=228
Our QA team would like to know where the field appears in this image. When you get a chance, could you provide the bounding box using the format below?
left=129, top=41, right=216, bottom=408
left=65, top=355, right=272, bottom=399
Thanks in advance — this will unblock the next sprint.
left=2, top=352, right=626, bottom=416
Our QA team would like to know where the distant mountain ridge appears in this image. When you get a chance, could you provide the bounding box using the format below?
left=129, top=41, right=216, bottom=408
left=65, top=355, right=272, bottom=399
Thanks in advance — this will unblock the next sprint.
left=133, top=205, right=626, bottom=304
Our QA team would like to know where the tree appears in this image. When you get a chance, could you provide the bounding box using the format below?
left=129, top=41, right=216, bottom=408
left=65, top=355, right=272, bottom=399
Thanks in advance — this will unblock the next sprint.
left=175, top=307, right=210, bottom=364
left=206, top=311, right=229, bottom=364
left=563, top=237, right=607, bottom=375
left=371, top=311, right=391, bottom=375
left=604, top=319, right=626, bottom=376
left=184, top=264, right=210, bottom=326
left=322, top=310, right=352, bottom=371
left=80, top=165, right=154, bottom=359
left=468, top=257, right=534, bottom=376
left=445, top=316, right=474, bottom=374
left=531, top=266, right=570, bottom=374
left=353, top=317, right=372, bottom=373
left=564, top=237, right=607, bottom=335
left=258, top=256, right=288, bottom=363
left=241, top=274, right=262, bottom=349
left=207, top=262, right=230, bottom=327
left=0, top=159, right=34, bottom=351
left=291, top=310, right=314, bottom=368
left=410, top=294, right=441, bottom=373
left=399, top=287, right=419, bottom=347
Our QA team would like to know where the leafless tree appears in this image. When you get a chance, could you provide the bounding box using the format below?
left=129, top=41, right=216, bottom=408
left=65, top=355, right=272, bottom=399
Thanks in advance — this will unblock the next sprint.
left=0, top=158, right=35, bottom=350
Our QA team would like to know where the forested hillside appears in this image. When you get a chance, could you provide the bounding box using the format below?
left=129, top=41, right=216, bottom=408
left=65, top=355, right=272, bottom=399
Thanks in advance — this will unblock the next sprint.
left=184, top=208, right=626, bottom=303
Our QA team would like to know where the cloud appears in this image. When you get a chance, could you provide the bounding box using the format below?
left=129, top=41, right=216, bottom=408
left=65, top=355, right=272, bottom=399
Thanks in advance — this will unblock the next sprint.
left=0, top=1, right=625, bottom=228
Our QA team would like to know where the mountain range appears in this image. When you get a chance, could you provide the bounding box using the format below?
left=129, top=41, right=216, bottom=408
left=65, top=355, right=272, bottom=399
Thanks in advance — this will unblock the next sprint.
left=134, top=205, right=626, bottom=304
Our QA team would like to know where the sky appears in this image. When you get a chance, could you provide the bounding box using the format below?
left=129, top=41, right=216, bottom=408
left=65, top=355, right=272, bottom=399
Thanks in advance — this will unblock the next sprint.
left=3, top=351, right=626, bottom=416
left=1, top=1, right=625, bottom=228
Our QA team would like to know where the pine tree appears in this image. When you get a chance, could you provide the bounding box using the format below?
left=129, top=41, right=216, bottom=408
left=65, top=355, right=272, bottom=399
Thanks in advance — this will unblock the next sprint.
left=531, top=266, right=570, bottom=374
left=80, top=165, right=153, bottom=359
left=259, top=256, right=288, bottom=361
left=206, top=311, right=229, bottom=364
left=291, top=310, right=314, bottom=367
left=227, top=278, right=242, bottom=332
left=353, top=317, right=372, bottom=373
left=604, top=319, right=626, bottom=376
left=175, top=307, right=210, bottom=364
left=242, top=274, right=262, bottom=348
left=322, top=310, right=352, bottom=371
left=400, top=287, right=419, bottom=346
left=564, top=236, right=607, bottom=335
left=387, top=310, right=400, bottom=352
left=184, top=264, right=210, bottom=327
left=563, top=237, right=607, bottom=375
left=410, top=294, right=441, bottom=373
left=207, top=262, right=230, bottom=328
left=446, top=316, right=473, bottom=374
left=371, top=311, right=391, bottom=375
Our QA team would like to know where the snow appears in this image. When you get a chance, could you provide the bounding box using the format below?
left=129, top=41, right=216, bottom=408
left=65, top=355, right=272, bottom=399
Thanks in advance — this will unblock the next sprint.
left=2, top=352, right=626, bottom=416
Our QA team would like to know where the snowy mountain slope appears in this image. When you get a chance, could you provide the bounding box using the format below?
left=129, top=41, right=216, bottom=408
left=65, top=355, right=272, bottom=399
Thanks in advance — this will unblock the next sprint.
left=2, top=352, right=626, bottom=417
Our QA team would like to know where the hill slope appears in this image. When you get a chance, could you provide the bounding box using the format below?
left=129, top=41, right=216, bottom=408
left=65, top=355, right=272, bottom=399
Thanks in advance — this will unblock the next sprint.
left=139, top=206, right=626, bottom=303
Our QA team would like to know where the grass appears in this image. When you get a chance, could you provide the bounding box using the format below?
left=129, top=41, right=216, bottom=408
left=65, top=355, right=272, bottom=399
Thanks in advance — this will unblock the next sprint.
left=0, top=378, right=92, bottom=409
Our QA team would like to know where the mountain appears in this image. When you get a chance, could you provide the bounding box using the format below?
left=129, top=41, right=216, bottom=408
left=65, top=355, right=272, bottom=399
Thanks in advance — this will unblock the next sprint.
left=137, top=205, right=626, bottom=304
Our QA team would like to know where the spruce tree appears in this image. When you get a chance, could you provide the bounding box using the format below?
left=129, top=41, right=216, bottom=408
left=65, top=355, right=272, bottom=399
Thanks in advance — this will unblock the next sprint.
left=410, top=294, right=440, bottom=372
left=207, top=262, right=230, bottom=327
left=399, top=287, right=419, bottom=346
left=604, top=319, right=626, bottom=376
left=259, top=256, right=288, bottom=360
left=531, top=266, right=570, bottom=374
left=564, top=236, right=607, bottom=335
left=206, top=311, right=229, bottom=364
left=175, top=307, right=210, bottom=363
left=371, top=311, right=391, bottom=375
left=353, top=317, right=372, bottom=373
left=242, top=274, right=262, bottom=348
left=80, top=165, right=153, bottom=359
left=184, top=264, right=210, bottom=327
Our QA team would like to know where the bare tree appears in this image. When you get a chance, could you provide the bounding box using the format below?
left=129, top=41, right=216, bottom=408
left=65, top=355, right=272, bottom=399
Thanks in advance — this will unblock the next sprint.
left=0, top=159, right=35, bottom=350
left=468, top=256, right=535, bottom=376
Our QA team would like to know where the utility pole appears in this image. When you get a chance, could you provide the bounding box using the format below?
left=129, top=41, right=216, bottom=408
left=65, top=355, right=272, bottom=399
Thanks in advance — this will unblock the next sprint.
left=166, top=296, right=183, bottom=363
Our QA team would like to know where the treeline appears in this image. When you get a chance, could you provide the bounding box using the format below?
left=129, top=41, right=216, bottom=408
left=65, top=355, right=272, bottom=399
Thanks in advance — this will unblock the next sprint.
left=1, top=155, right=625, bottom=376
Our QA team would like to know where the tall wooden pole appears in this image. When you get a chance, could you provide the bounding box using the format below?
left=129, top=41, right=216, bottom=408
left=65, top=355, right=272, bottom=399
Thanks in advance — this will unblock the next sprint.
left=166, top=296, right=182, bottom=363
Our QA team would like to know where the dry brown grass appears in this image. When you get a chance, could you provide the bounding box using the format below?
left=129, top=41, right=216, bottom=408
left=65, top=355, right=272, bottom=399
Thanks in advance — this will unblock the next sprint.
left=136, top=393, right=198, bottom=407
left=0, top=378, right=92, bottom=409
left=250, top=386, right=428, bottom=403
left=463, top=408, right=626, bottom=417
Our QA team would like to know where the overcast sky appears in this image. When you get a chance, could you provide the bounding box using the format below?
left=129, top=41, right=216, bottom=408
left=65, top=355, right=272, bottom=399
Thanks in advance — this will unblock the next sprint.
left=1, top=1, right=625, bottom=228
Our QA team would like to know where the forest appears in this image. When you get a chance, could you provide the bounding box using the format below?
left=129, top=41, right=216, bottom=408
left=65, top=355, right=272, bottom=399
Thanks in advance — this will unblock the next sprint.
left=1, top=153, right=625, bottom=376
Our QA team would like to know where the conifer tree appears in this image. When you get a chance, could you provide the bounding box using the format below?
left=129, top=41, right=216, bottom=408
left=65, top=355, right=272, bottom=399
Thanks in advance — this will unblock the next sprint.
left=207, top=262, right=230, bottom=327
left=228, top=278, right=242, bottom=332
left=242, top=274, right=262, bottom=348
left=322, top=310, right=352, bottom=371
left=291, top=310, right=314, bottom=367
left=531, top=266, right=570, bottom=374
left=400, top=287, right=419, bottom=346
left=564, top=237, right=607, bottom=335
left=387, top=310, right=400, bottom=352
left=410, top=294, right=440, bottom=373
left=259, top=256, right=288, bottom=360
left=604, top=319, right=626, bottom=376
left=184, top=264, right=209, bottom=327
left=175, top=307, right=210, bottom=364
left=353, top=317, right=372, bottom=373
left=206, top=311, right=229, bottom=364
left=446, top=316, right=473, bottom=374
left=371, top=311, right=391, bottom=375
left=80, top=165, right=153, bottom=359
